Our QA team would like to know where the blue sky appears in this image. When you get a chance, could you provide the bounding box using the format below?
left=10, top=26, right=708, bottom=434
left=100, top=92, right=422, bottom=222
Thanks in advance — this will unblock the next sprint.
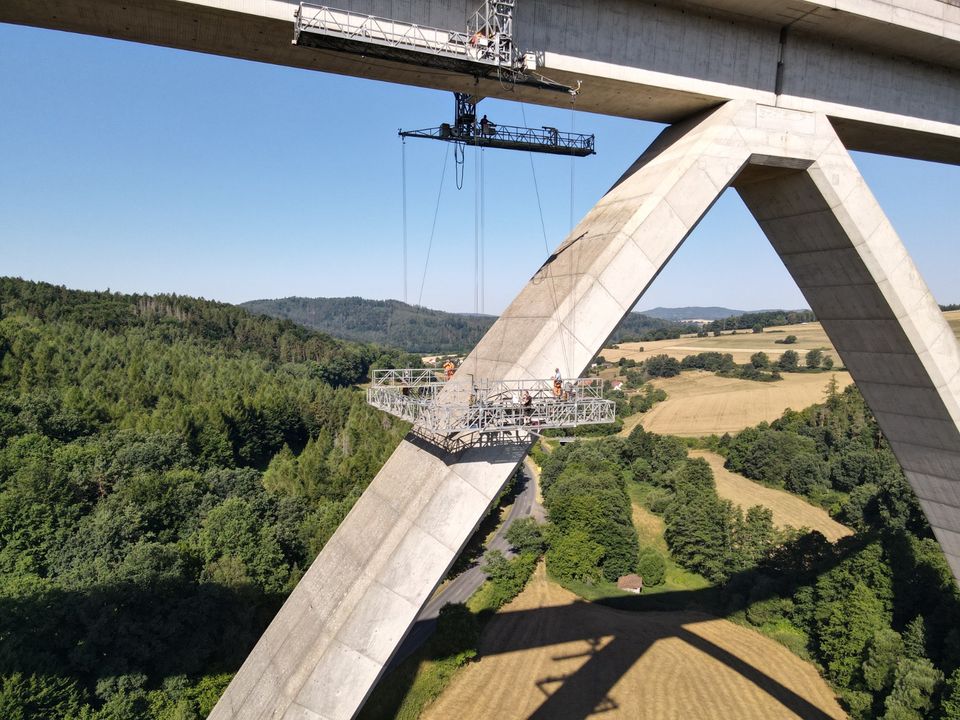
left=1, top=23, right=958, bottom=315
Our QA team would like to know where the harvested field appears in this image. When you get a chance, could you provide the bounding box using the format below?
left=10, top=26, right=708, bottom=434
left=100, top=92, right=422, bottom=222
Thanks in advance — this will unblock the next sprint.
left=946, top=309, right=960, bottom=336
left=690, top=450, right=853, bottom=543
left=605, top=313, right=960, bottom=367
left=634, top=370, right=853, bottom=437
left=603, top=321, right=840, bottom=366
left=422, top=564, right=846, bottom=720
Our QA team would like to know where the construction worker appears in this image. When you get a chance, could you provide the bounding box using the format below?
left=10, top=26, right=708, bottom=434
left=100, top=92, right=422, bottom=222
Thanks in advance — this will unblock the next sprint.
left=443, top=359, right=456, bottom=380
left=553, top=367, right=563, bottom=398
left=480, top=114, right=496, bottom=136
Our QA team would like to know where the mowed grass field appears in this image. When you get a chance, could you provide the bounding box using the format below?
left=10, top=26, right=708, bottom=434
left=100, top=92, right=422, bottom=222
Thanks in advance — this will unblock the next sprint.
left=610, top=313, right=960, bottom=437
left=690, top=450, right=852, bottom=542
left=421, top=564, right=846, bottom=720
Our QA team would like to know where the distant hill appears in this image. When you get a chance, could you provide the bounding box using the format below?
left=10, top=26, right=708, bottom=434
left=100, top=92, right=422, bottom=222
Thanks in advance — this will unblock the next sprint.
left=638, top=306, right=746, bottom=322
left=241, top=297, right=496, bottom=354
left=240, top=297, right=690, bottom=353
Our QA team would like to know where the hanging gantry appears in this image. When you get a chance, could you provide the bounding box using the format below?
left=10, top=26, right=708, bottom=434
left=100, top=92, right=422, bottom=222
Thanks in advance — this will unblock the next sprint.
left=367, top=369, right=615, bottom=437
left=401, top=92, right=595, bottom=157
left=293, top=2, right=596, bottom=155
left=293, top=1, right=575, bottom=93
left=295, top=2, right=603, bottom=437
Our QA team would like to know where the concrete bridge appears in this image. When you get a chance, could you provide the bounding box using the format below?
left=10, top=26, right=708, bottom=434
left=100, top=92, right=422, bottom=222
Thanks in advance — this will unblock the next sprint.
left=4, top=2, right=960, bottom=719
left=5, top=0, right=960, bottom=162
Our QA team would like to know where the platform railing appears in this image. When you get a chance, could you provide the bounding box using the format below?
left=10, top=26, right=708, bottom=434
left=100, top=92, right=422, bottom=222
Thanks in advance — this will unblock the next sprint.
left=294, top=4, right=507, bottom=67
left=367, top=371, right=615, bottom=435
left=400, top=122, right=595, bottom=155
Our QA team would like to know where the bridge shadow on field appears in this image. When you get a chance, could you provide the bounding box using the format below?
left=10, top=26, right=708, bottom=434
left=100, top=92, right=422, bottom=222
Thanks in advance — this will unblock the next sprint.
left=373, top=536, right=863, bottom=720
left=474, top=597, right=839, bottom=720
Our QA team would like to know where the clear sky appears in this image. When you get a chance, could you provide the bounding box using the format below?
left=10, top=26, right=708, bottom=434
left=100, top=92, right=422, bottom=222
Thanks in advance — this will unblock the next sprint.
left=1, top=22, right=958, bottom=315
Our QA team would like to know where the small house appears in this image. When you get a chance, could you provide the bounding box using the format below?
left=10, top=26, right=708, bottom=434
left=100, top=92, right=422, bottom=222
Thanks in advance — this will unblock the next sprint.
left=617, top=574, right=644, bottom=594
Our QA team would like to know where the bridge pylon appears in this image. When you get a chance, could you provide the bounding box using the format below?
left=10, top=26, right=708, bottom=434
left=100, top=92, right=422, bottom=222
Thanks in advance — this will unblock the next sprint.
left=210, top=99, right=960, bottom=720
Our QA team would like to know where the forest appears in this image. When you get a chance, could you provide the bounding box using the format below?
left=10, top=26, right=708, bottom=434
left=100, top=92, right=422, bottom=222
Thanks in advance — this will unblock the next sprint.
left=241, top=295, right=692, bottom=352
left=0, top=278, right=412, bottom=718
left=535, top=385, right=960, bottom=719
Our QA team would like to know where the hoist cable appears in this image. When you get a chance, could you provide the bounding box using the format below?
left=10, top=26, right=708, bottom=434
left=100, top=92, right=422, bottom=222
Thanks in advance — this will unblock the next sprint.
left=569, top=100, right=577, bottom=375
left=569, top=103, right=576, bottom=234
left=474, top=139, right=480, bottom=315
left=401, top=137, right=408, bottom=304
left=480, top=147, right=486, bottom=315
left=417, top=145, right=451, bottom=308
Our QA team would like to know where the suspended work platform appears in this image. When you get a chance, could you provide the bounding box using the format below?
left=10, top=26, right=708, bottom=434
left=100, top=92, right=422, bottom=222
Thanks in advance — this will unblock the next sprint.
left=400, top=122, right=595, bottom=156
left=367, top=369, right=615, bottom=437
left=292, top=2, right=574, bottom=94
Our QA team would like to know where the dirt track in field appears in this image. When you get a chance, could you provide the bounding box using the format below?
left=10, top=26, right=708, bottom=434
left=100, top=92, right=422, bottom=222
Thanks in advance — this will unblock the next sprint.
left=690, top=450, right=853, bottom=542
left=421, top=565, right=846, bottom=720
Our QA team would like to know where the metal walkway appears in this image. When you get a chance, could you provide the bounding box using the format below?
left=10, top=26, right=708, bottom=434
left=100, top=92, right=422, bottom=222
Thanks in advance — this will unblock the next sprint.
left=401, top=121, right=595, bottom=156
left=293, top=2, right=576, bottom=94
left=367, top=369, right=615, bottom=436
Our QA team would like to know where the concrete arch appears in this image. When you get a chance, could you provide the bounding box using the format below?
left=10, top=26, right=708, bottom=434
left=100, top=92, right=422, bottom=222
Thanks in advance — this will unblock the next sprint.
left=211, top=99, right=960, bottom=720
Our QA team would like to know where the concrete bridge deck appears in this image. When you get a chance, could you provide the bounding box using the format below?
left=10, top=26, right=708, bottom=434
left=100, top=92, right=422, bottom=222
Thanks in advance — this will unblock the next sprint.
left=3, top=0, right=960, bottom=162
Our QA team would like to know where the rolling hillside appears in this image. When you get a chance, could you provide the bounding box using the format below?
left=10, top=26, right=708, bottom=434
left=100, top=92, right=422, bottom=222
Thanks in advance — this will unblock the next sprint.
left=638, top=306, right=746, bottom=322
left=240, top=296, right=689, bottom=353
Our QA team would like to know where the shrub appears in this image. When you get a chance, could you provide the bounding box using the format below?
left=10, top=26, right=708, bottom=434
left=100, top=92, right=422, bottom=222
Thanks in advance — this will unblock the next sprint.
left=644, top=354, right=681, bottom=378
left=778, top=350, right=800, bottom=371
left=637, top=547, right=666, bottom=586
left=645, top=487, right=674, bottom=514
left=746, top=596, right=795, bottom=626
left=805, top=348, right=823, bottom=369
left=505, top=518, right=545, bottom=556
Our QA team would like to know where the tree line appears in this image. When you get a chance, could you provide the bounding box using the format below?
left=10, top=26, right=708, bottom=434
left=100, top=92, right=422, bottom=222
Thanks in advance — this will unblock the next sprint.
left=613, top=347, right=835, bottom=386
left=713, top=387, right=960, bottom=718
left=534, top=384, right=960, bottom=718
left=0, top=278, right=412, bottom=718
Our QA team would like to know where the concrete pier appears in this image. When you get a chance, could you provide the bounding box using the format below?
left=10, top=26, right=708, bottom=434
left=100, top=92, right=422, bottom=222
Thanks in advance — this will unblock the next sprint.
left=209, top=99, right=960, bottom=719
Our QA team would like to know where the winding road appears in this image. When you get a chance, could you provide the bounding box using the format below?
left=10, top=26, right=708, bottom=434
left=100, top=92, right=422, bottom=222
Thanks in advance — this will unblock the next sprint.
left=389, top=457, right=545, bottom=668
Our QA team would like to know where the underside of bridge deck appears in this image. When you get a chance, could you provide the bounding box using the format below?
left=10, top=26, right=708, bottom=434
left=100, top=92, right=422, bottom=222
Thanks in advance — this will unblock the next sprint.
left=3, top=0, right=960, bottom=163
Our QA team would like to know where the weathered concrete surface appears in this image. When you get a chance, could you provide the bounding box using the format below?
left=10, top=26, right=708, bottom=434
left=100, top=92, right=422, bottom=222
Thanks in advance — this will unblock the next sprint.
left=2, top=0, right=960, bottom=162
left=209, top=102, right=768, bottom=720
left=210, top=98, right=960, bottom=720
left=734, top=149, right=960, bottom=585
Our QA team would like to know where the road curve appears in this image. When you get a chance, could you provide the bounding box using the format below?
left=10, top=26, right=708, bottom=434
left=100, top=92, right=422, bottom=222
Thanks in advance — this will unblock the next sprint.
left=388, top=457, right=545, bottom=668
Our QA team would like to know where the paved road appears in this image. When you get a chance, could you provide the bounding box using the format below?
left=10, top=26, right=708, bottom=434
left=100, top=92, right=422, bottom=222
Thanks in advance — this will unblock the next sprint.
left=388, top=457, right=545, bottom=669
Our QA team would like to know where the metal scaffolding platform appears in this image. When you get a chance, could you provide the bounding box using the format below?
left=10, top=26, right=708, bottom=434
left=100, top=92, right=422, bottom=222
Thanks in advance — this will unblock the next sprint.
left=293, top=2, right=576, bottom=94
left=401, top=91, right=595, bottom=156
left=401, top=121, right=595, bottom=156
left=366, top=369, right=616, bottom=437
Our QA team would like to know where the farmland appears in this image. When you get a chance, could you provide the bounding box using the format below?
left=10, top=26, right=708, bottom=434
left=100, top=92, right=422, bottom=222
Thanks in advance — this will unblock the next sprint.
left=626, top=369, right=853, bottom=437
left=689, top=450, right=853, bottom=542
left=609, top=313, right=960, bottom=437
left=421, top=564, right=846, bottom=720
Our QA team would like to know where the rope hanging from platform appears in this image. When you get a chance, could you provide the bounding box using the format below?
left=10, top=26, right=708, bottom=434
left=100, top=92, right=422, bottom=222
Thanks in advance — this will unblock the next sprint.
left=401, top=137, right=408, bottom=304
left=416, top=144, right=451, bottom=308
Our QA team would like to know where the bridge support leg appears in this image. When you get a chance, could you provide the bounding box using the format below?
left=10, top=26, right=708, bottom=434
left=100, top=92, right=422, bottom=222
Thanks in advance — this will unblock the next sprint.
left=210, top=100, right=960, bottom=720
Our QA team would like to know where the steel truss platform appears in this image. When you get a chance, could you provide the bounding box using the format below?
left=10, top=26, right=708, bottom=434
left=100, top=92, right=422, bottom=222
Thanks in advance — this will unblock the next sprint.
left=366, top=368, right=616, bottom=436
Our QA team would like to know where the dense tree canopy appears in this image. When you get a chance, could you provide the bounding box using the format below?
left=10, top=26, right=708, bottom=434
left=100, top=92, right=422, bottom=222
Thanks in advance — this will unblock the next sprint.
left=0, top=278, right=410, bottom=718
